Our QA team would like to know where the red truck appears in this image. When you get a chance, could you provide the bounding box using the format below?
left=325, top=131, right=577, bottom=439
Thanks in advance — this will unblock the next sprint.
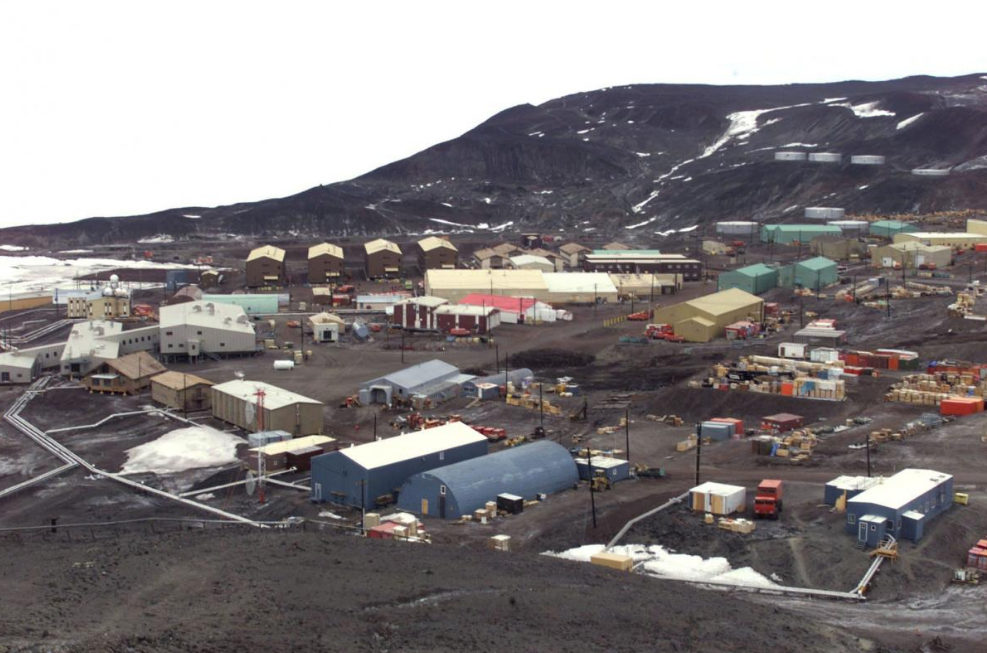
left=645, top=324, right=685, bottom=343
left=753, top=479, right=783, bottom=519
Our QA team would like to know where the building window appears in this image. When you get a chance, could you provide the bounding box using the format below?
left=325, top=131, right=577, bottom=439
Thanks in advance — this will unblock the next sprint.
left=197, top=330, right=203, bottom=335
left=165, top=331, right=173, bottom=336
left=847, top=514, right=856, bottom=524
left=220, top=342, right=225, bottom=347
left=167, top=344, right=173, bottom=349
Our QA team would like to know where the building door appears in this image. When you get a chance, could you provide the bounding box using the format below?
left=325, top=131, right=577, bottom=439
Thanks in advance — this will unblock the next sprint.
left=420, top=498, right=428, bottom=516
left=857, top=519, right=868, bottom=545
left=439, top=484, right=446, bottom=519
left=313, top=482, right=322, bottom=502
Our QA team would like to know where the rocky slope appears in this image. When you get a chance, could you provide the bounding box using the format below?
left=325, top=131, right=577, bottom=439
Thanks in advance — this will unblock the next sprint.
left=4, top=73, right=987, bottom=248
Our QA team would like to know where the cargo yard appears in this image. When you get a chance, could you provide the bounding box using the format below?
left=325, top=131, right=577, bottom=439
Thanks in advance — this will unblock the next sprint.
left=1, top=226, right=987, bottom=651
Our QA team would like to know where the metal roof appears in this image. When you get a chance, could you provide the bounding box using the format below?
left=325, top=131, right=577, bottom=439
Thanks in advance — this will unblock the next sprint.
left=687, top=288, right=763, bottom=316
left=373, top=359, right=460, bottom=391
left=246, top=245, right=286, bottom=262
left=543, top=272, right=617, bottom=294
left=103, top=351, right=166, bottom=379
left=211, top=379, right=323, bottom=410
left=427, top=269, right=548, bottom=292
left=250, top=434, right=335, bottom=455
left=151, top=370, right=214, bottom=390
left=62, top=321, right=123, bottom=362
left=871, top=220, right=916, bottom=228
left=510, top=254, right=553, bottom=267
left=729, top=263, right=778, bottom=278
left=433, top=304, right=496, bottom=317
left=690, top=481, right=745, bottom=496
left=559, top=242, right=590, bottom=254
left=399, top=440, right=577, bottom=509
left=459, top=294, right=539, bottom=313
left=342, top=421, right=487, bottom=470
left=308, top=242, right=344, bottom=259
left=796, top=256, right=837, bottom=271
left=159, top=301, right=255, bottom=333
left=763, top=224, right=842, bottom=232
left=901, top=232, right=987, bottom=240
left=396, top=295, right=449, bottom=308
left=848, top=468, right=952, bottom=511
left=418, top=236, right=457, bottom=253
left=365, top=238, right=401, bottom=255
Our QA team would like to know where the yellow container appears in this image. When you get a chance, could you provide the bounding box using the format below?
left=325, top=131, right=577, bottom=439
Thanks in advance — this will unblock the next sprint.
left=590, top=552, right=633, bottom=572
left=954, top=492, right=969, bottom=505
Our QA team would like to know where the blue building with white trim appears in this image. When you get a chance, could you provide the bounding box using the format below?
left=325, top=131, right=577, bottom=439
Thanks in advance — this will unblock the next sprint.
left=396, top=440, right=578, bottom=519
left=845, top=468, right=953, bottom=547
left=310, top=421, right=488, bottom=507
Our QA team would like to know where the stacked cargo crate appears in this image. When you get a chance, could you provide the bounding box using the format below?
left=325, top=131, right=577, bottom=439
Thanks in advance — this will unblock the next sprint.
left=967, top=539, right=987, bottom=571
left=704, top=355, right=847, bottom=401
left=887, top=371, right=987, bottom=413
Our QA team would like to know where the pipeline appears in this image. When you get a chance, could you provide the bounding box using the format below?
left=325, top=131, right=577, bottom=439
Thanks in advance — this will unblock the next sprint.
left=0, top=462, right=78, bottom=500
left=606, top=491, right=689, bottom=549
left=3, top=377, right=264, bottom=527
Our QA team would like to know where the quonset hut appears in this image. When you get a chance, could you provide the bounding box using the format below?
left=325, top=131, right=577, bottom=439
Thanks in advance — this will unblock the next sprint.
left=310, top=421, right=488, bottom=507
left=396, top=440, right=578, bottom=518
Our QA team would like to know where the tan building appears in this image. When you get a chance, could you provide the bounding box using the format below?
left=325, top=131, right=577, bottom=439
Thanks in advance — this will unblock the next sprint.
left=702, top=240, right=729, bottom=256
left=652, top=288, right=764, bottom=343
left=871, top=242, right=953, bottom=269
left=472, top=248, right=505, bottom=269
left=199, top=268, right=221, bottom=288
left=364, top=239, right=402, bottom=278
left=810, top=236, right=867, bottom=261
left=893, top=231, right=987, bottom=250
left=417, top=236, right=458, bottom=270
left=68, top=293, right=130, bottom=319
left=308, top=242, right=345, bottom=284
left=245, top=245, right=286, bottom=287
left=82, top=351, right=166, bottom=395
left=150, top=371, right=215, bottom=412
left=559, top=243, right=590, bottom=268
left=602, top=241, right=631, bottom=250
left=211, top=379, right=324, bottom=435
left=425, top=269, right=549, bottom=303
left=966, top=218, right=987, bottom=235
left=527, top=248, right=565, bottom=271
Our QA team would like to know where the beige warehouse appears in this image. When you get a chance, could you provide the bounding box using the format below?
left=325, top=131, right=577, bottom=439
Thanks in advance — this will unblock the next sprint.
left=151, top=371, right=215, bottom=412
left=652, top=288, right=764, bottom=343
left=893, top=232, right=987, bottom=250
left=425, top=269, right=549, bottom=303
left=871, top=242, right=953, bottom=269
left=211, top=379, right=324, bottom=435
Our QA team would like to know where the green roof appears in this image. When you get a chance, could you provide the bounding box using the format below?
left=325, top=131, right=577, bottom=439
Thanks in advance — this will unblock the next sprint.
left=796, top=256, right=837, bottom=271
left=733, top=263, right=777, bottom=278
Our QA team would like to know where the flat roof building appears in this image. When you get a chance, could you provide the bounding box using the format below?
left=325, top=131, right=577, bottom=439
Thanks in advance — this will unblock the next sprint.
left=871, top=220, right=918, bottom=239
left=211, top=379, right=324, bottom=435
left=872, top=242, right=953, bottom=269
left=652, top=288, right=764, bottom=343
left=584, top=250, right=702, bottom=280
left=846, top=468, right=953, bottom=546
left=893, top=231, right=987, bottom=250
left=310, top=421, right=489, bottom=507
left=150, top=371, right=215, bottom=412
left=761, top=224, right=842, bottom=245
left=159, top=301, right=256, bottom=361
left=245, top=245, right=286, bottom=287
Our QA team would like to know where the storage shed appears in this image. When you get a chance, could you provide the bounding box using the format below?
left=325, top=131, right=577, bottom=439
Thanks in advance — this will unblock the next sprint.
left=310, top=421, right=489, bottom=507
left=793, top=327, right=847, bottom=346
left=760, top=413, right=804, bottom=433
left=689, top=482, right=746, bottom=515
left=433, top=304, right=500, bottom=334
left=893, top=231, right=987, bottom=250
left=651, top=288, right=764, bottom=343
left=716, top=264, right=778, bottom=295
left=396, top=440, right=577, bottom=519
left=365, top=239, right=402, bottom=278
left=417, top=236, right=458, bottom=270
left=462, top=368, right=533, bottom=398
left=824, top=475, right=883, bottom=506
left=871, top=242, right=953, bottom=269
left=245, top=245, right=286, bottom=287
left=846, top=468, right=953, bottom=545
left=307, top=242, right=344, bottom=284
left=810, top=236, right=867, bottom=260
left=211, top=379, right=324, bottom=435
left=574, top=456, right=631, bottom=483
left=82, top=351, right=166, bottom=395
left=870, top=220, right=918, bottom=239
left=359, top=359, right=472, bottom=407
left=150, top=371, right=214, bottom=412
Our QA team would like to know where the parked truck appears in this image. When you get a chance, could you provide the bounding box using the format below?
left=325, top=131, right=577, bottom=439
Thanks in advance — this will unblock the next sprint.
left=645, top=323, right=685, bottom=342
left=753, top=479, right=783, bottom=519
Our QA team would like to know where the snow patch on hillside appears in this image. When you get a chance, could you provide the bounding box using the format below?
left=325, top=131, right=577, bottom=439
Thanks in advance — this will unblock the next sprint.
left=0, top=245, right=28, bottom=252
left=626, top=216, right=657, bottom=230
left=896, top=113, right=924, bottom=130
left=831, top=101, right=895, bottom=118
left=138, top=234, right=174, bottom=244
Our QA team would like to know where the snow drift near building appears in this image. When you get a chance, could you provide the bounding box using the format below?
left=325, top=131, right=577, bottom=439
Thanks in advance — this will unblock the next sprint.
left=120, top=426, right=245, bottom=475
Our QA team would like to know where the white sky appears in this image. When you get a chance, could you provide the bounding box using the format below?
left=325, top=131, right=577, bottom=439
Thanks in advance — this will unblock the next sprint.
left=1, top=1, right=983, bottom=228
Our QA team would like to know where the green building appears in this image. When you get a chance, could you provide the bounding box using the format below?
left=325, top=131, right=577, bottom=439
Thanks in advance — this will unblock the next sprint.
left=202, top=293, right=280, bottom=315
left=761, top=224, right=843, bottom=245
left=717, top=263, right=779, bottom=295
left=794, top=257, right=838, bottom=290
left=870, top=220, right=918, bottom=239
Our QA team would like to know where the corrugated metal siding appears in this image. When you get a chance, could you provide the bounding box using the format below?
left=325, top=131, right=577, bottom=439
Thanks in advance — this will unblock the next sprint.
left=396, top=441, right=577, bottom=518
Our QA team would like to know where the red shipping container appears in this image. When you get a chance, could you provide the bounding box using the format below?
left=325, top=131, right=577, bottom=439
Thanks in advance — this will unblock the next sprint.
left=368, top=523, right=400, bottom=539
left=976, top=243, right=987, bottom=253
left=977, top=539, right=987, bottom=549
left=940, top=397, right=984, bottom=416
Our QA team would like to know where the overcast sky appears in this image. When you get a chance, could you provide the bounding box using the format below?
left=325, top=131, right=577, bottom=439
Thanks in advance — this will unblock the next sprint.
left=1, top=1, right=983, bottom=228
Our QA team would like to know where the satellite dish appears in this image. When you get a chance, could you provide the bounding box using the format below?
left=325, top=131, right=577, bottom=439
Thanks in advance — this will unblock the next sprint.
left=244, top=471, right=256, bottom=496
left=244, top=401, right=256, bottom=426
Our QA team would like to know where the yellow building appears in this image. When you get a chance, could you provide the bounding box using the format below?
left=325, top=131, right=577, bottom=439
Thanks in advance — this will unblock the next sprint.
left=651, top=288, right=764, bottom=342
left=893, top=231, right=987, bottom=250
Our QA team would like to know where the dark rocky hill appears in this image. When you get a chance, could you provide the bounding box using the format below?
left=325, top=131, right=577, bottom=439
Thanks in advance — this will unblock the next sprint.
left=5, top=73, right=987, bottom=248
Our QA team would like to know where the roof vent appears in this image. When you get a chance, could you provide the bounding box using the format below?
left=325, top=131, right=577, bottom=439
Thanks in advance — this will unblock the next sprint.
left=192, top=304, right=202, bottom=312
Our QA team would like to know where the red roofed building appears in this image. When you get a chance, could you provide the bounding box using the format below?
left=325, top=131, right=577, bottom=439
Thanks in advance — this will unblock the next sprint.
left=458, top=294, right=552, bottom=324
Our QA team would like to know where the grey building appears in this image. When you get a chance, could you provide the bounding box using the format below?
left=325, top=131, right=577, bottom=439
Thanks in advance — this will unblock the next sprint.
left=845, top=468, right=953, bottom=546
left=396, top=440, right=578, bottom=519
left=159, top=300, right=256, bottom=360
left=462, top=368, right=533, bottom=397
left=310, top=421, right=489, bottom=507
left=358, top=359, right=474, bottom=406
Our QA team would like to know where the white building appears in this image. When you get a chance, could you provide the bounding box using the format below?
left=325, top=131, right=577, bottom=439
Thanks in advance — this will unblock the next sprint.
left=159, top=300, right=256, bottom=360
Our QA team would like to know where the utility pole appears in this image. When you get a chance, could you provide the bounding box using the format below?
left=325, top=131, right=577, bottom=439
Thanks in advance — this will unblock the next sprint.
left=865, top=432, right=872, bottom=478
left=587, top=446, right=597, bottom=529
left=593, top=283, right=598, bottom=316
left=504, top=352, right=509, bottom=389
left=624, top=407, right=630, bottom=463
left=694, top=422, right=702, bottom=486
left=885, top=277, right=891, bottom=318
left=400, top=328, right=405, bottom=363
left=538, top=381, right=544, bottom=428
left=495, top=343, right=500, bottom=373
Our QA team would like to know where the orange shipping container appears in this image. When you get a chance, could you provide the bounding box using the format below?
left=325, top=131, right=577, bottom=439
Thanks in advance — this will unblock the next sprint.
left=780, top=382, right=794, bottom=396
left=940, top=397, right=984, bottom=416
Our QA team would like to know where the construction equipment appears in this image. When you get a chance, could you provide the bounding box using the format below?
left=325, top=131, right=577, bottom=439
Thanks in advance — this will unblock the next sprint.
left=339, top=395, right=360, bottom=408
left=753, top=479, right=783, bottom=519
left=632, top=463, right=666, bottom=479
left=569, top=399, right=588, bottom=422
left=627, top=311, right=651, bottom=321
left=645, top=323, right=673, bottom=339
left=590, top=470, right=612, bottom=492
left=951, top=568, right=981, bottom=584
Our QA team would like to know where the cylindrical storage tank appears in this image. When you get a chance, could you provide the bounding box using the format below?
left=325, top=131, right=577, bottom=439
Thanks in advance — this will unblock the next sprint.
left=774, top=151, right=807, bottom=161
left=805, top=207, right=845, bottom=220
left=850, top=155, right=885, bottom=165
left=808, top=152, right=842, bottom=163
left=715, top=221, right=759, bottom=236
left=827, top=220, right=870, bottom=236
left=273, top=360, right=295, bottom=371
left=912, top=168, right=950, bottom=177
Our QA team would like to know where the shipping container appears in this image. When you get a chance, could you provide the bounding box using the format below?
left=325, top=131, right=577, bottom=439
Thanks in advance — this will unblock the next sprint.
left=709, top=417, right=744, bottom=435
left=700, top=421, right=735, bottom=441
left=496, top=493, right=524, bottom=515
left=940, top=396, right=984, bottom=416
left=690, top=482, right=746, bottom=515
